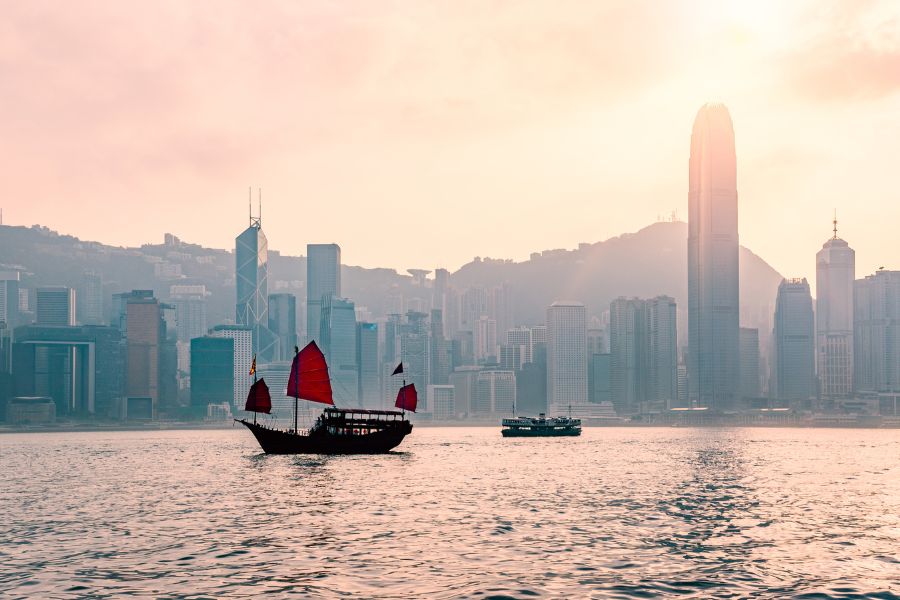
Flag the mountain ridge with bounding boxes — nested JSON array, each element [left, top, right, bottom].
[[0, 221, 782, 332]]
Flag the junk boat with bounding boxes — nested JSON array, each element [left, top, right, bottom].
[[237, 341, 415, 454], [501, 413, 582, 437]]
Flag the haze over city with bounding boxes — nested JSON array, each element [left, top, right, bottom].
[[3, 0, 900, 278], [3, 2, 900, 598]]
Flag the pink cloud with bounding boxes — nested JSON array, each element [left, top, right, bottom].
[[782, 3, 900, 101]]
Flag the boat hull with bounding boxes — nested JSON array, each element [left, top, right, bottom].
[[238, 419, 412, 455], [501, 427, 581, 437]]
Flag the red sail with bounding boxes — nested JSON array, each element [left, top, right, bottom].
[[395, 383, 418, 412], [245, 378, 272, 414], [286, 341, 334, 405]]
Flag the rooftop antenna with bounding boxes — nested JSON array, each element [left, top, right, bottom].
[[258, 188, 262, 227], [833, 209, 838, 239], [248, 186, 261, 229]]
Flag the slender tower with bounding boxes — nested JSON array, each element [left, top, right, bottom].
[[815, 214, 855, 402], [235, 189, 276, 361], [687, 104, 740, 410]]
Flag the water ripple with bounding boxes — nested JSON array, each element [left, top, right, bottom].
[[1, 428, 899, 598]]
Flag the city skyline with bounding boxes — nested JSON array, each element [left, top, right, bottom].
[[4, 5, 900, 598], [3, 1, 899, 280]]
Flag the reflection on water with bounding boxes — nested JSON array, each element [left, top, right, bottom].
[[1, 428, 898, 599]]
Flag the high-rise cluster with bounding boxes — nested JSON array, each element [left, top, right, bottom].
[[4, 105, 900, 426]]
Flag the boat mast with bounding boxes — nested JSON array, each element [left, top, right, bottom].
[[252, 354, 257, 425], [293, 345, 299, 433]]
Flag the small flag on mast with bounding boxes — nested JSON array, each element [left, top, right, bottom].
[[249, 355, 256, 376], [391, 363, 403, 376]]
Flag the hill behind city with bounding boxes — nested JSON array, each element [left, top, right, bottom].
[[0, 220, 782, 330]]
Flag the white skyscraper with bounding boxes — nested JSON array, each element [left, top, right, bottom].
[[854, 270, 900, 394], [816, 220, 855, 399], [531, 325, 547, 345], [211, 325, 253, 411], [473, 316, 497, 363], [506, 327, 534, 365], [547, 301, 587, 409]]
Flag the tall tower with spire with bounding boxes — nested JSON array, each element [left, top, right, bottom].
[[236, 189, 276, 361], [687, 104, 740, 410], [816, 213, 855, 402]]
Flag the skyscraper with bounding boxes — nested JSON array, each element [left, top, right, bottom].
[[739, 327, 761, 399], [0, 271, 20, 330], [79, 272, 104, 325], [268, 293, 298, 361], [429, 309, 451, 385], [319, 296, 358, 405], [609, 297, 647, 415], [587, 329, 605, 356], [433, 268, 449, 317], [816, 220, 855, 400], [169, 285, 209, 343], [457, 286, 483, 333], [306, 244, 341, 345], [588, 352, 611, 405], [473, 315, 498, 363], [190, 336, 234, 418], [517, 343, 547, 415], [506, 327, 534, 365], [547, 301, 587, 409], [773, 278, 816, 404], [357, 321, 380, 409], [428, 384, 456, 420], [0, 272, 19, 387], [400, 311, 429, 410], [854, 270, 900, 394], [126, 294, 164, 418], [235, 211, 276, 361], [688, 103, 740, 410], [647, 295, 678, 410], [474, 369, 516, 415], [210, 325, 253, 411], [36, 286, 76, 326]]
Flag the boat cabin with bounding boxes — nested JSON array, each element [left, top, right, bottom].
[[318, 407, 408, 436]]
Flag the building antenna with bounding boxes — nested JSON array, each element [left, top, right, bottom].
[[833, 209, 838, 239], [248, 186, 261, 229]]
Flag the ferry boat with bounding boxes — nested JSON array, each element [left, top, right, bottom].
[[501, 413, 582, 437], [237, 341, 415, 454]]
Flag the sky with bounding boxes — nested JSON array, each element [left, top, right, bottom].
[[2, 0, 899, 282]]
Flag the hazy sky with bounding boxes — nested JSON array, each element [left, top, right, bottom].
[[2, 0, 899, 281]]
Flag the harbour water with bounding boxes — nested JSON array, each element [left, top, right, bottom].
[[1, 427, 898, 599]]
